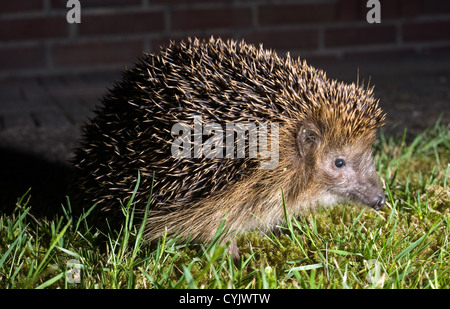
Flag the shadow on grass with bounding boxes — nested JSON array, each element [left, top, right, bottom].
[[0, 146, 72, 219]]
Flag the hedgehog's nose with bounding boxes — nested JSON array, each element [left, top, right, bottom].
[[372, 193, 385, 211]]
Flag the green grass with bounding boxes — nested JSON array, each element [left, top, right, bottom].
[[0, 121, 449, 289]]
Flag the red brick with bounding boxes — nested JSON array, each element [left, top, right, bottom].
[[403, 21, 450, 42], [342, 48, 418, 60], [171, 7, 252, 31], [2, 0, 44, 13], [258, 3, 337, 25], [79, 11, 165, 36], [380, 0, 401, 19], [338, 0, 373, 21], [399, 0, 420, 17], [151, 0, 230, 3], [0, 45, 46, 71], [244, 29, 319, 51], [53, 40, 145, 68], [50, 0, 141, 9], [0, 17, 67, 42], [337, 0, 359, 21], [420, 0, 450, 15], [374, 0, 418, 19], [325, 25, 396, 48]]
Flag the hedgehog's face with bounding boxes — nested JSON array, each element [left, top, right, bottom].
[[317, 146, 385, 210], [297, 126, 385, 210]]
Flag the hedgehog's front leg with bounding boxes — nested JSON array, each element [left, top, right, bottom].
[[228, 239, 240, 265]]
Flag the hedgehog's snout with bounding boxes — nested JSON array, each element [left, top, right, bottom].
[[371, 192, 385, 211]]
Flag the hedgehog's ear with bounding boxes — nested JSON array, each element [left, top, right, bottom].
[[297, 124, 320, 157]]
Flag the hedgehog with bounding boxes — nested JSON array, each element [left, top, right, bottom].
[[72, 37, 386, 260]]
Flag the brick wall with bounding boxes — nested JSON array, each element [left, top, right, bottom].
[[1, 0, 450, 77]]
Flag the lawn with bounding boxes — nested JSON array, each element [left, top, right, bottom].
[[0, 120, 448, 289]]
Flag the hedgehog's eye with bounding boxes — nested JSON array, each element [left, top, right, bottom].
[[334, 159, 345, 168]]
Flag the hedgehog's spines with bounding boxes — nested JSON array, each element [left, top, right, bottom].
[[72, 36, 385, 244]]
